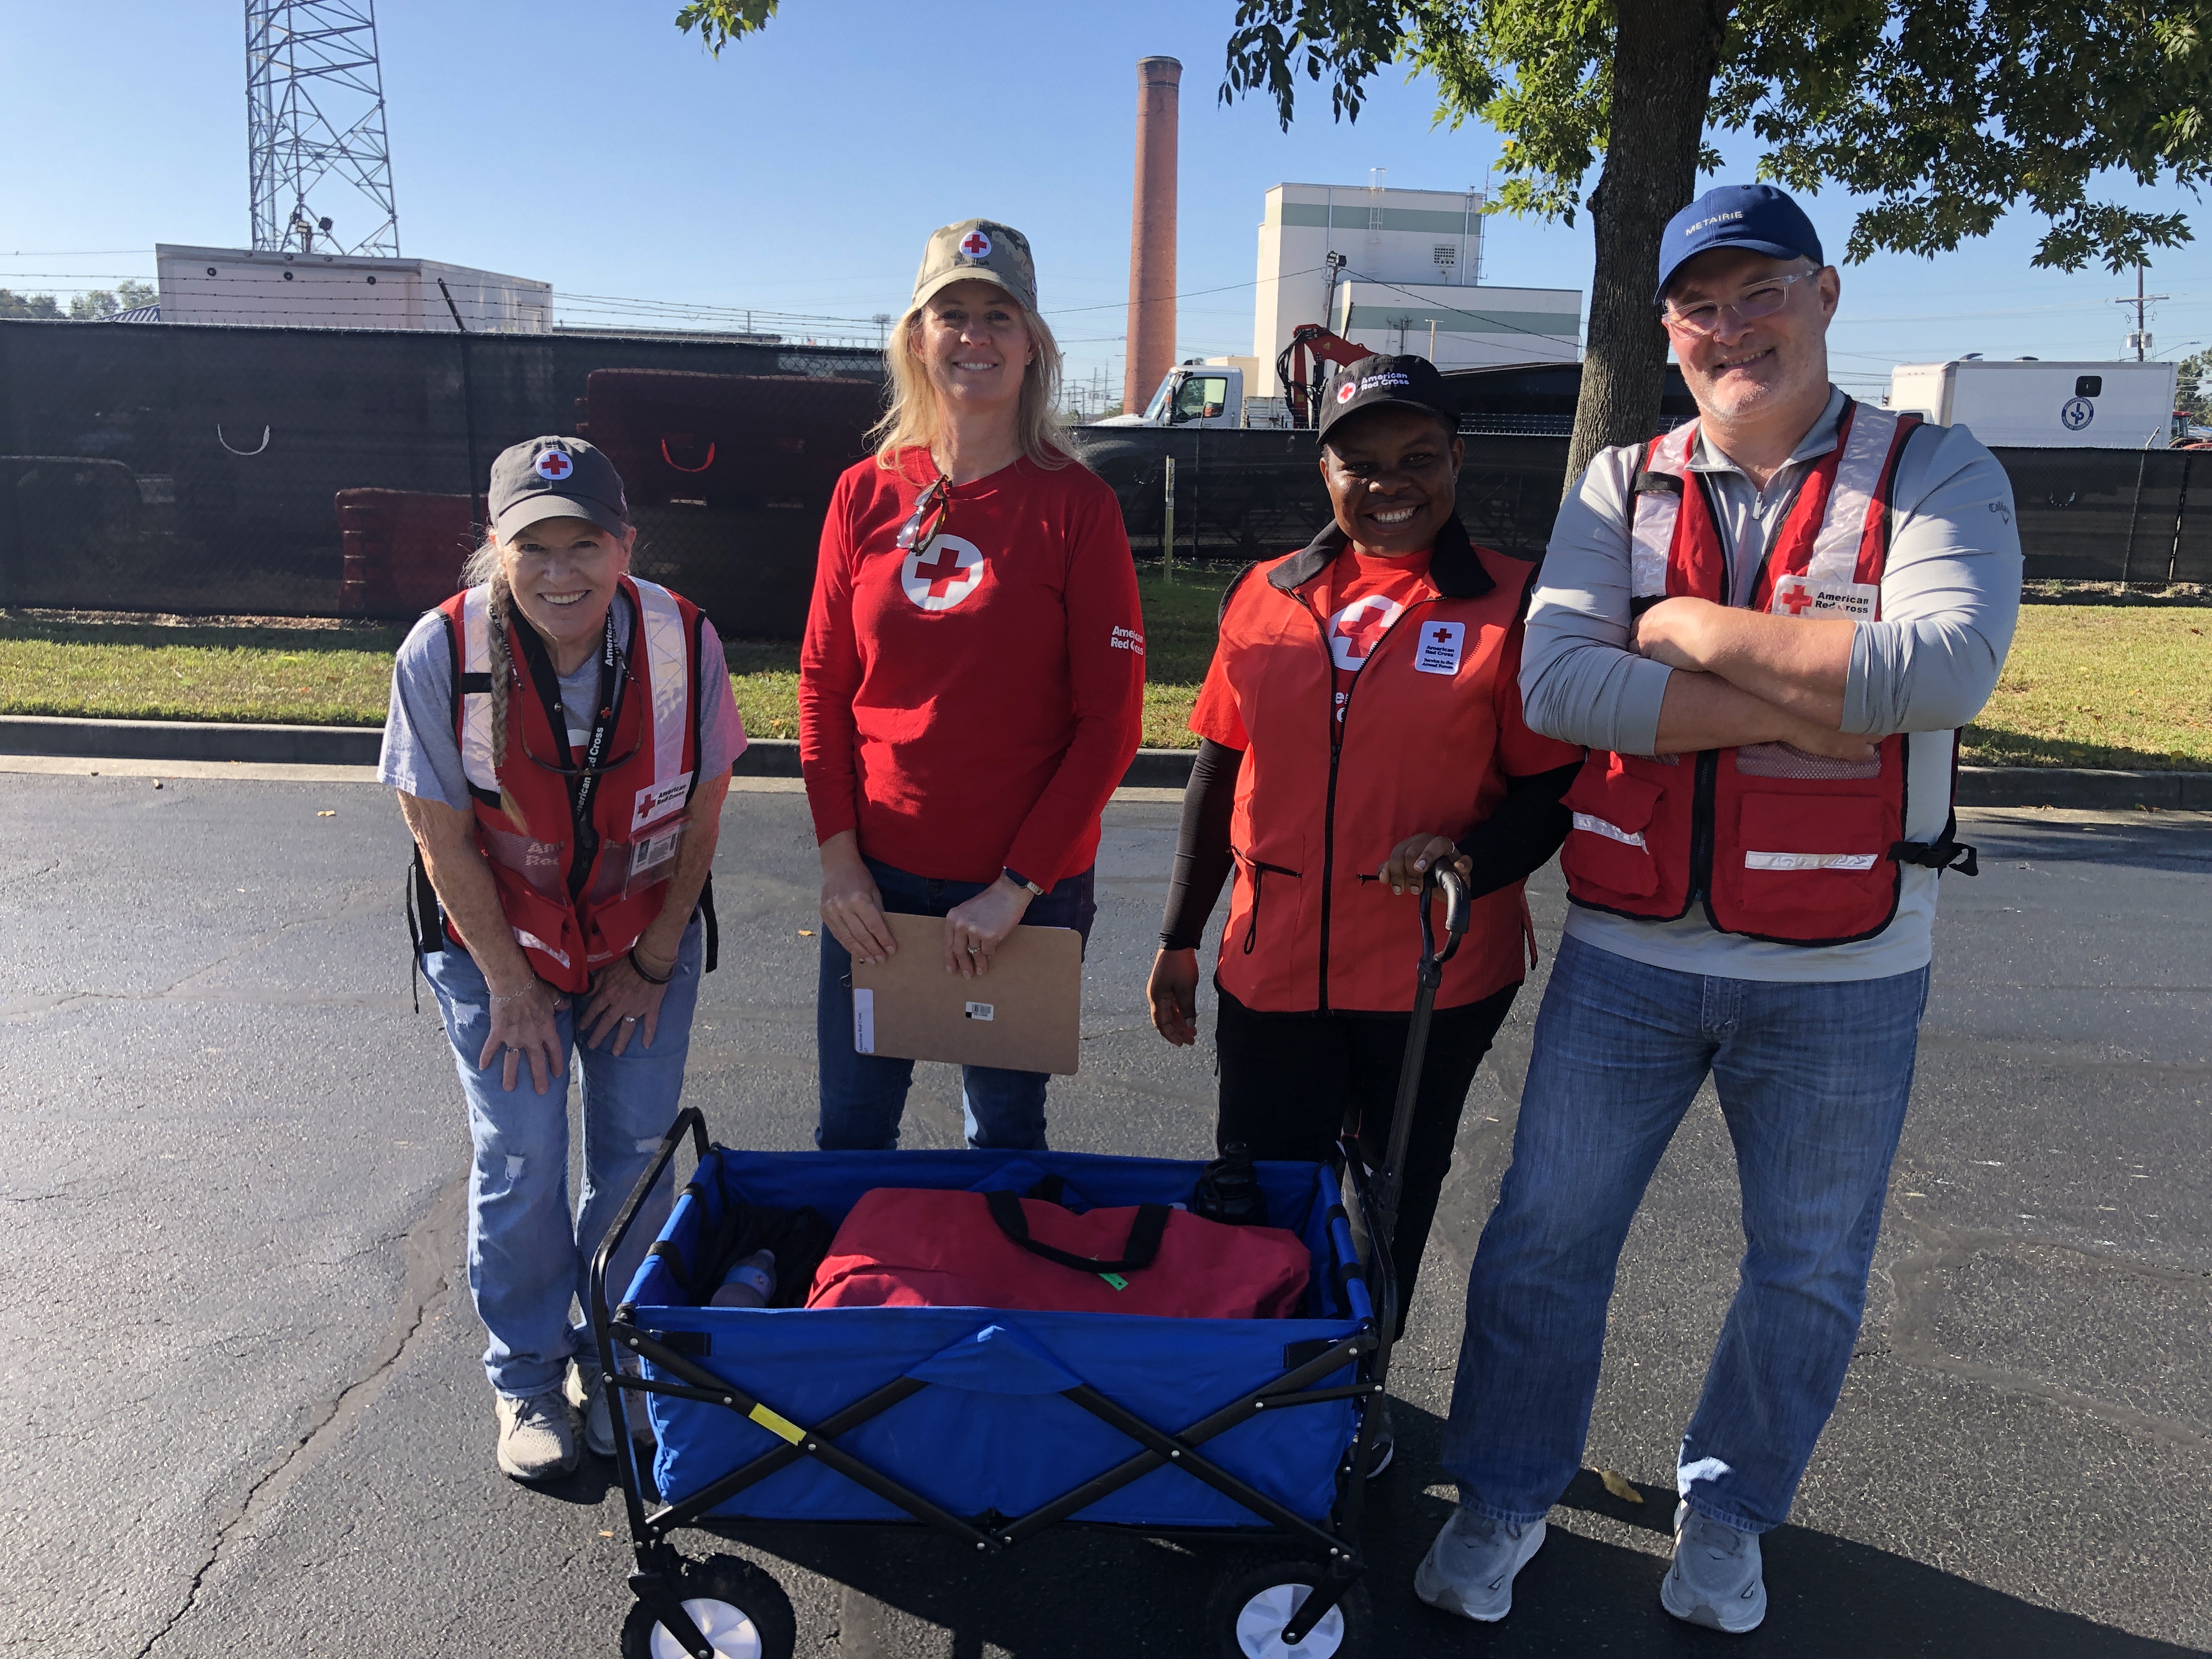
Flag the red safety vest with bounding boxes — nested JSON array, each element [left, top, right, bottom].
[[435, 576, 706, 992], [1214, 516, 1560, 1013], [1560, 399, 1973, 946]]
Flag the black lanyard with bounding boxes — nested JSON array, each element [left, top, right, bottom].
[[514, 600, 627, 900]]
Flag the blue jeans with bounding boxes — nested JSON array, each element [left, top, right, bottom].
[[816, 859, 1097, 1151], [424, 917, 703, 1398], [1442, 933, 1930, 1534]]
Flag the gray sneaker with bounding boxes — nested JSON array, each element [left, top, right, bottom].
[[494, 1389, 580, 1482], [1413, 1505, 1547, 1623], [567, 1355, 616, 1458], [1661, 1501, 1767, 1633]]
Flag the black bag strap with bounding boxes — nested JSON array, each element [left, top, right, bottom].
[[984, 1189, 1170, 1274], [1892, 808, 1979, 876]]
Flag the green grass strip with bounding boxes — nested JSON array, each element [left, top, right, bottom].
[[3, 580, 2205, 769]]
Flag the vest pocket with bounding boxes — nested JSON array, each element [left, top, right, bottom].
[[1720, 792, 1892, 929], [1562, 765, 1664, 901], [1235, 856, 1301, 955]]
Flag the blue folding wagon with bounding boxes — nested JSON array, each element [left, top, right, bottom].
[[589, 867, 1476, 1659]]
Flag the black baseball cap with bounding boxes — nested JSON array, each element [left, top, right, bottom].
[[1317, 354, 1460, 443], [1654, 184, 1825, 302], [488, 436, 629, 541]]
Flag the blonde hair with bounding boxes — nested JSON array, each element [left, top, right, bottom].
[[458, 538, 532, 834], [871, 291, 1074, 471]]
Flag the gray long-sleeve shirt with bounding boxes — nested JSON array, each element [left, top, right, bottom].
[[1522, 386, 2022, 981]]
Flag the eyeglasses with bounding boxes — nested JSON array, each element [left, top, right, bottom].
[[514, 651, 642, 780], [1659, 269, 1821, 336], [894, 476, 952, 552]]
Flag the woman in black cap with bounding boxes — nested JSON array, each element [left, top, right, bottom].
[[378, 435, 744, 1483], [1144, 355, 1582, 1470]]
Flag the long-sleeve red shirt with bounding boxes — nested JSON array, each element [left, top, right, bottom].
[[800, 447, 1146, 889]]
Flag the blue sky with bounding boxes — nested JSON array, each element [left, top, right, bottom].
[[4, 0, 2205, 402]]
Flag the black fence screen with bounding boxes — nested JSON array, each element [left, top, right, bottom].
[[1, 318, 2203, 641]]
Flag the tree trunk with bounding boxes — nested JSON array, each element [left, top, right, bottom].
[[1565, 0, 1729, 489]]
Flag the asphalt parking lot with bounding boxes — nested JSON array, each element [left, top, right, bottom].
[[3, 765, 2207, 1657]]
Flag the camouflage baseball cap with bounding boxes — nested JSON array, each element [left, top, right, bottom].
[[911, 219, 1037, 313]]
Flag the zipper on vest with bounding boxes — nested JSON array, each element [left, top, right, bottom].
[[1689, 748, 1719, 903], [1297, 587, 1434, 1014]]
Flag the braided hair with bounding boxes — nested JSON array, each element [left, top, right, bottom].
[[458, 537, 532, 834]]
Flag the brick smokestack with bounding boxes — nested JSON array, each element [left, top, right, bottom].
[[1122, 55, 1181, 414]]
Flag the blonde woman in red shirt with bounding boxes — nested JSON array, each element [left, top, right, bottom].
[[800, 219, 1145, 1150]]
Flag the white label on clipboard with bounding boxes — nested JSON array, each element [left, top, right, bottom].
[[853, 988, 875, 1053], [964, 1001, 995, 1021]]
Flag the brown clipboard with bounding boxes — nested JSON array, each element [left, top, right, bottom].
[[848, 915, 1084, 1075]]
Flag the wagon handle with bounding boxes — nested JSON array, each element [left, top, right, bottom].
[[589, 1105, 710, 1347], [1377, 863, 1469, 1259]]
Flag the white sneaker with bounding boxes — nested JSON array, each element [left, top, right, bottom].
[[1413, 1505, 1547, 1623], [567, 1355, 616, 1458], [494, 1389, 580, 1482], [569, 1352, 653, 1456], [1661, 1501, 1768, 1633]]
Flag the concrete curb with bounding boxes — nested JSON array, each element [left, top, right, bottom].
[[4, 715, 2208, 809]]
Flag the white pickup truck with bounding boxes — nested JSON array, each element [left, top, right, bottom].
[[1092, 363, 1298, 430]]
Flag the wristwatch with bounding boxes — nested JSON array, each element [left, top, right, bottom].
[[1002, 867, 1046, 898]]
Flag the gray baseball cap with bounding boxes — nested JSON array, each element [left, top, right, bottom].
[[911, 219, 1038, 313], [488, 436, 629, 541]]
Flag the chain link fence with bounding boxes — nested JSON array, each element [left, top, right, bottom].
[[2, 318, 2202, 641]]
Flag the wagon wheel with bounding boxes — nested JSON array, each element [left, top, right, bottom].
[[620, 1553, 797, 1659], [1205, 1559, 1372, 1658]]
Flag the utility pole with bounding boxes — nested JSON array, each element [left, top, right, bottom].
[[2114, 263, 2169, 361]]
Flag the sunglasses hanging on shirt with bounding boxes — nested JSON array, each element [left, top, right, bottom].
[[894, 475, 952, 553]]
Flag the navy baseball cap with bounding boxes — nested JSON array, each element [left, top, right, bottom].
[[488, 436, 629, 541], [1654, 184, 1825, 302], [1317, 353, 1459, 443]]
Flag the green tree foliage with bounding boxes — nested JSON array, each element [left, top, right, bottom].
[[674, 0, 2212, 473], [1221, 0, 2212, 473], [0, 290, 64, 320], [66, 280, 157, 321], [2177, 347, 2212, 421]]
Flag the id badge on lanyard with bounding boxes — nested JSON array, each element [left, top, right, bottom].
[[624, 822, 682, 895]]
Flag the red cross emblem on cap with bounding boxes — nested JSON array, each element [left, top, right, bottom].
[[1336, 381, 1358, 404], [960, 229, 992, 258], [534, 449, 572, 481]]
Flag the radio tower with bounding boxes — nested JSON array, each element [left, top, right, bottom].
[[246, 1, 400, 257]]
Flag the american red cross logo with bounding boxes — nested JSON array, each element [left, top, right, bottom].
[[960, 230, 992, 258], [1432, 625, 1452, 642], [1778, 581, 1816, 616], [534, 449, 572, 481], [912, 541, 968, 597], [1330, 598, 1395, 670], [901, 532, 985, 611]]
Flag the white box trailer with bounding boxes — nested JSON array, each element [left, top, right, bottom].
[[1886, 359, 2176, 449], [155, 244, 552, 332]]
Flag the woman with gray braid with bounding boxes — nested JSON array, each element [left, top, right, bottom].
[[377, 436, 745, 1485]]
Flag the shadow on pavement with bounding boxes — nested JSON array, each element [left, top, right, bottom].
[[649, 1403, 2196, 1658]]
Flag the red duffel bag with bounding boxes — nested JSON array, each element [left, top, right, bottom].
[[805, 1188, 1312, 1319]]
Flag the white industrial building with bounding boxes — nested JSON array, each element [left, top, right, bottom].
[[1236, 182, 1581, 393], [154, 244, 552, 331]]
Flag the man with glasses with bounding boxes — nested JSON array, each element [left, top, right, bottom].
[[1416, 184, 2021, 1630]]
